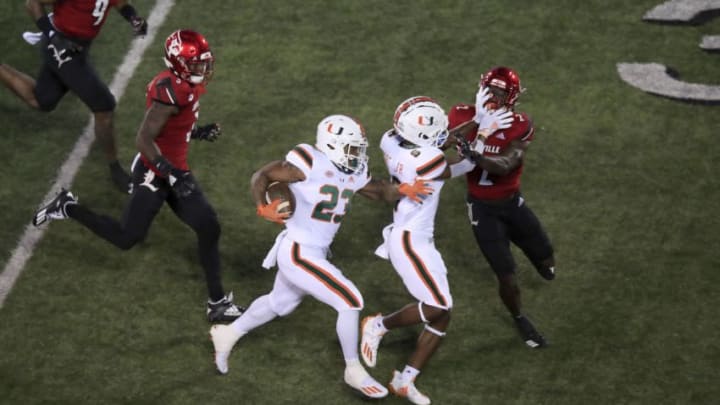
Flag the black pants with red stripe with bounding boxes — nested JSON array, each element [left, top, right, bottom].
[[467, 192, 553, 276], [66, 161, 226, 301]]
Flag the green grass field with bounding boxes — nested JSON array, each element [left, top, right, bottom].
[[2, 0, 719, 404]]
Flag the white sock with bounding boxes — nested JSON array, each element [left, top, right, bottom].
[[345, 358, 361, 368], [231, 294, 277, 335], [337, 310, 360, 361], [401, 365, 420, 382]]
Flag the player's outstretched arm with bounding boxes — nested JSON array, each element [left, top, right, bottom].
[[358, 178, 433, 202], [26, 0, 52, 24], [474, 140, 529, 176], [442, 119, 477, 151], [357, 178, 395, 201], [117, 0, 148, 36]]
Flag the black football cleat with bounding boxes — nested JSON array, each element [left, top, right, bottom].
[[32, 188, 78, 226], [536, 265, 556, 281], [514, 315, 547, 348], [109, 161, 132, 194], [207, 292, 245, 323]]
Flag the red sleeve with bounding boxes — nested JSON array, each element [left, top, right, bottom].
[[514, 112, 534, 142], [148, 72, 193, 107], [448, 103, 476, 130]]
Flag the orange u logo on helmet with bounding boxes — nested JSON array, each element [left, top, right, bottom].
[[417, 115, 435, 126], [326, 123, 344, 135]]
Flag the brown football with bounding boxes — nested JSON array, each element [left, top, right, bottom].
[[265, 181, 295, 216]]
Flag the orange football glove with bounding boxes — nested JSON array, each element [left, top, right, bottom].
[[256, 199, 290, 224], [398, 178, 433, 203]]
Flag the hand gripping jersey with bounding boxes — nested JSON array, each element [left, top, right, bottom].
[[284, 144, 372, 248], [448, 104, 534, 200], [380, 130, 447, 235], [140, 69, 207, 172], [52, 0, 120, 40]]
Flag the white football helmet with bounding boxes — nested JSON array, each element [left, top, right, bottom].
[[393, 96, 449, 148], [316, 115, 368, 174]]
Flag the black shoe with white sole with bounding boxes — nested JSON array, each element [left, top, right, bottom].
[[536, 265, 556, 281], [207, 292, 245, 322], [514, 315, 547, 348], [32, 188, 78, 226]]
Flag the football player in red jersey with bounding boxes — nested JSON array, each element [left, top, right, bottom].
[[31, 30, 245, 323], [0, 0, 148, 193], [447, 66, 556, 348]]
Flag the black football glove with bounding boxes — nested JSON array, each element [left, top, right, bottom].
[[455, 134, 483, 163], [48, 32, 83, 54], [151, 156, 196, 198], [455, 134, 472, 158], [152, 156, 173, 177], [130, 16, 148, 36], [168, 169, 197, 198], [191, 123, 221, 142]]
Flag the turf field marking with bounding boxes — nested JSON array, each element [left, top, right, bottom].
[[0, 0, 176, 309]]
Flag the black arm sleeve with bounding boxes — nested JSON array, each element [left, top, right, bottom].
[[118, 4, 138, 21]]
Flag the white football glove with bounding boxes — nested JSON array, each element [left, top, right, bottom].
[[473, 86, 492, 124], [478, 108, 514, 133]]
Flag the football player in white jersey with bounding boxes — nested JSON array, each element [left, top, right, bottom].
[[209, 114, 432, 400], [360, 96, 514, 405], [358, 97, 453, 405]]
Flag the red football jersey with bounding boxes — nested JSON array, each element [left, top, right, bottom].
[[448, 103, 534, 200], [141, 70, 207, 172], [52, 0, 120, 40]]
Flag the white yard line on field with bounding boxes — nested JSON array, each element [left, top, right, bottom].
[[0, 0, 176, 309]]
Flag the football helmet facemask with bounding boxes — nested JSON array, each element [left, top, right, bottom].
[[316, 115, 368, 175], [164, 29, 214, 85], [393, 96, 449, 148], [480, 66, 524, 109]]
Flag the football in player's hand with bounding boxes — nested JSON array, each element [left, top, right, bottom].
[[265, 181, 295, 216]]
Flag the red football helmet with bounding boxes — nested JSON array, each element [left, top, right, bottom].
[[164, 29, 214, 85], [480, 66, 523, 109]]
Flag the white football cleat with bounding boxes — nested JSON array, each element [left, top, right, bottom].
[[389, 370, 431, 405], [344, 361, 388, 399], [209, 324, 242, 374], [360, 313, 386, 367]]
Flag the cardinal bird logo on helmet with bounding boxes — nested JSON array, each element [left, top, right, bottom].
[[167, 35, 182, 57]]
